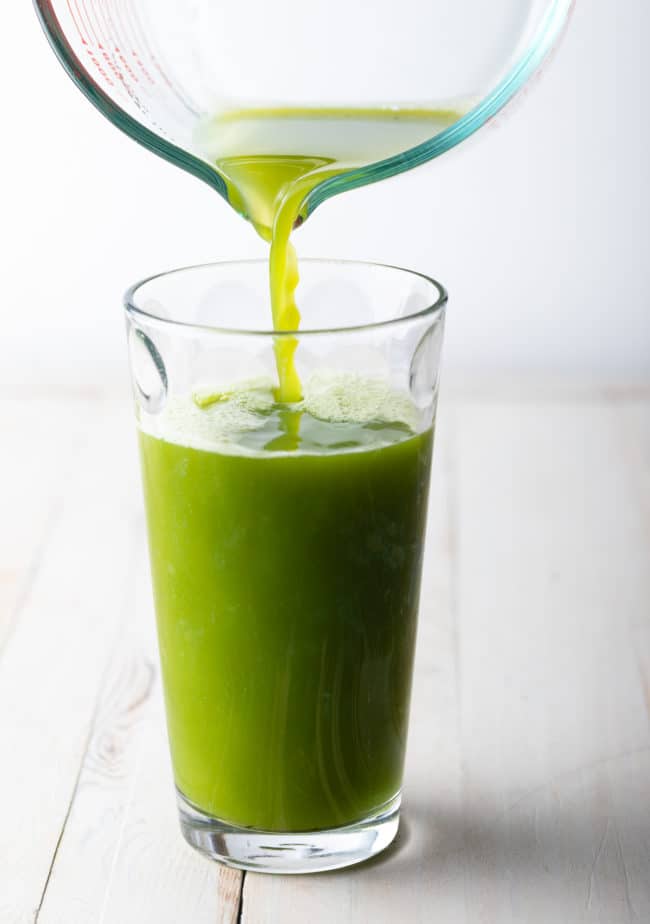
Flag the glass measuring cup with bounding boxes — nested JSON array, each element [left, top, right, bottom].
[[34, 0, 573, 226]]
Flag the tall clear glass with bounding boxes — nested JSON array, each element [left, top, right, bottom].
[[125, 260, 447, 873]]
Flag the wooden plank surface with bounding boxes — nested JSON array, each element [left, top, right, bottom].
[[1, 388, 648, 923], [448, 397, 650, 922], [0, 395, 95, 650], [0, 398, 143, 924]]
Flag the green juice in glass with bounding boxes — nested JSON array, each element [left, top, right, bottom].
[[139, 382, 433, 832]]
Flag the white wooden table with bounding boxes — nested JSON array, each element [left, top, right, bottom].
[[1, 386, 649, 923]]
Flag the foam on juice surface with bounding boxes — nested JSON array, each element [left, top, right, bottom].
[[139, 374, 421, 457]]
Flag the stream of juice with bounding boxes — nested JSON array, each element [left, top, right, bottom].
[[197, 107, 460, 400]]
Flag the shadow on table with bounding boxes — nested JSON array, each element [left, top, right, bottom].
[[322, 746, 650, 894]]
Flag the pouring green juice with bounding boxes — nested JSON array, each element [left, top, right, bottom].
[[138, 107, 451, 834], [198, 106, 459, 400]]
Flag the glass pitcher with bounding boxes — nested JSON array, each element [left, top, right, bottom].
[[34, 0, 573, 227]]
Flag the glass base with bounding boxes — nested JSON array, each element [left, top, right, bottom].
[[177, 790, 401, 874]]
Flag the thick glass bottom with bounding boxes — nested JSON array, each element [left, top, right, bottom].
[[177, 790, 401, 874]]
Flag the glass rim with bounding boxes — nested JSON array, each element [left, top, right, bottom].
[[123, 258, 448, 338]]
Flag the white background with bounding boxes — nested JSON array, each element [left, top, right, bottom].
[[2, 0, 648, 388]]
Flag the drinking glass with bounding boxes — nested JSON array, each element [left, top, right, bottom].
[[125, 259, 446, 872]]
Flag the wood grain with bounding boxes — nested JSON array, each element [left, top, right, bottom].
[[0, 396, 95, 650], [449, 397, 650, 922], [0, 399, 140, 924]]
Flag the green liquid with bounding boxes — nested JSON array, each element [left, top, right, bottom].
[[197, 106, 460, 400], [139, 394, 433, 831]]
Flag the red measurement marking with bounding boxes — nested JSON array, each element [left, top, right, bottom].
[[68, 0, 114, 87], [85, 47, 114, 87], [102, 48, 124, 85], [116, 0, 156, 85], [124, 4, 200, 117], [76, 0, 141, 96], [107, 0, 141, 86], [90, 0, 131, 91], [65, 0, 90, 46], [103, 0, 140, 86], [70, 0, 97, 49], [131, 49, 156, 85], [117, 52, 140, 84], [88, 0, 112, 52], [77, 0, 101, 46]]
